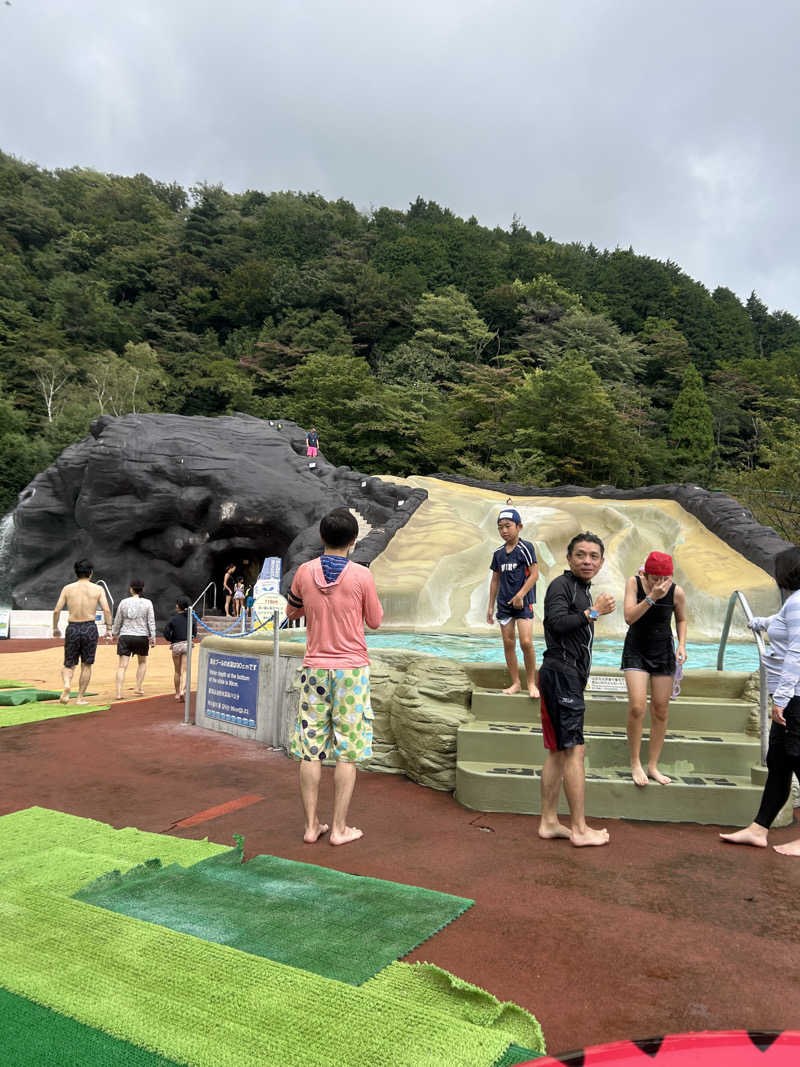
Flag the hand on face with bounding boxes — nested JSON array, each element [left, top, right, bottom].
[[648, 575, 672, 600]]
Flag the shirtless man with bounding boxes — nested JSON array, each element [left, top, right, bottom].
[[52, 559, 112, 705]]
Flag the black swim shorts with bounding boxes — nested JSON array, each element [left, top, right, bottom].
[[64, 620, 99, 669], [117, 635, 150, 658], [539, 662, 585, 751]]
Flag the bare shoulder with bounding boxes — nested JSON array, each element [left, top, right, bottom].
[[674, 584, 687, 601]]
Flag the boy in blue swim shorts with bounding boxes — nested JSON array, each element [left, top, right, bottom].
[[487, 507, 540, 698]]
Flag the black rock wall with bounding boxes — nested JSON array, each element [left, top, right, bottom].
[[8, 414, 426, 617]]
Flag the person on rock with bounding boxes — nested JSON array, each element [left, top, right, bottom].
[[538, 532, 616, 847], [285, 508, 383, 846], [721, 546, 800, 854], [621, 551, 688, 786], [306, 427, 320, 457], [112, 579, 156, 700], [487, 507, 540, 698]]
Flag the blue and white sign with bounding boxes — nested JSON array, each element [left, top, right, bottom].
[[254, 555, 282, 598], [206, 652, 260, 728]]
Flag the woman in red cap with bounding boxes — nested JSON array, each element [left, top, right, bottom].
[[621, 551, 687, 786]]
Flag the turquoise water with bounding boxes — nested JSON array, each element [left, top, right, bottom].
[[362, 632, 760, 672]]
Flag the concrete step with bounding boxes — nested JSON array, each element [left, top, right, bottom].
[[455, 760, 791, 827], [457, 719, 759, 777], [470, 689, 754, 732]]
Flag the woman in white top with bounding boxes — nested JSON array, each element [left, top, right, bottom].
[[720, 546, 800, 854], [111, 579, 156, 700]]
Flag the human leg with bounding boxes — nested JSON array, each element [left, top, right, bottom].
[[561, 744, 610, 845], [291, 669, 334, 842], [539, 749, 570, 839], [116, 656, 131, 700], [172, 652, 182, 698], [328, 666, 373, 844], [647, 674, 673, 783], [500, 619, 521, 694], [60, 667, 74, 704], [76, 664, 92, 703], [299, 760, 329, 842], [516, 617, 539, 699], [134, 654, 148, 695], [721, 722, 790, 846], [330, 760, 362, 845], [625, 670, 649, 786]]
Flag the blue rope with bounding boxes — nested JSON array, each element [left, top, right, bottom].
[[191, 610, 278, 638]]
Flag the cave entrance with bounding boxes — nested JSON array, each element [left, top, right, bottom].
[[209, 530, 291, 614]]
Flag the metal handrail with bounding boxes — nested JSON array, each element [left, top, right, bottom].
[[717, 590, 769, 765], [183, 581, 217, 725], [95, 579, 115, 630]]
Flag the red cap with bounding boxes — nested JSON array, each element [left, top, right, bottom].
[[644, 551, 673, 576]]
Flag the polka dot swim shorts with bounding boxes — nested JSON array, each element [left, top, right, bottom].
[[291, 666, 374, 763]]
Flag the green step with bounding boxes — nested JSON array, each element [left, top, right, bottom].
[[455, 760, 792, 827], [470, 690, 754, 732], [458, 720, 759, 777]]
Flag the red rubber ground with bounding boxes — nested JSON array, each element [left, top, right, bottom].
[[2, 672, 799, 1055]]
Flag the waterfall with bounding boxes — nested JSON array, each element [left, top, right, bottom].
[[0, 512, 16, 606]]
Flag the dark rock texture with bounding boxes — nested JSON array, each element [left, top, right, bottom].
[[437, 474, 793, 577], [8, 414, 426, 616]]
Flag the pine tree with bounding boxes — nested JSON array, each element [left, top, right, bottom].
[[669, 364, 715, 480]]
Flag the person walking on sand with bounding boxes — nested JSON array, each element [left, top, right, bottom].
[[538, 533, 616, 847], [487, 507, 540, 698], [622, 551, 688, 786], [112, 580, 156, 700], [163, 596, 198, 701], [721, 546, 800, 855], [285, 507, 383, 846], [52, 559, 112, 705]]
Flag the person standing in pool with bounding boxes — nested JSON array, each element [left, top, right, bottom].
[[52, 559, 112, 705], [721, 545, 800, 854], [622, 551, 688, 786], [538, 532, 615, 847], [487, 507, 540, 698]]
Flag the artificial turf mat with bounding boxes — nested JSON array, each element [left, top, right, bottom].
[[0, 808, 546, 1066], [0, 678, 28, 687], [0, 986, 181, 1066], [74, 843, 474, 985], [0, 688, 64, 705], [0, 702, 110, 727], [493, 1044, 546, 1065]]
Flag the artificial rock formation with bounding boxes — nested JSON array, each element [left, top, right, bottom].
[[8, 414, 425, 616]]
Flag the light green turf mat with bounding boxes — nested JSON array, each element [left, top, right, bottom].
[[0, 702, 110, 727], [74, 842, 473, 985], [0, 986, 181, 1066], [0, 679, 28, 687], [0, 808, 546, 1066]]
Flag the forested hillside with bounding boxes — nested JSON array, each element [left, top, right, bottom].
[[1, 151, 798, 539]]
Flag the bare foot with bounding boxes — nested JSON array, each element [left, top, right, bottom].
[[571, 826, 610, 847], [174, 694, 183, 701], [303, 822, 330, 843], [115, 693, 125, 701], [773, 839, 800, 856], [330, 826, 363, 846], [719, 825, 768, 847], [528, 684, 540, 699], [502, 682, 521, 695], [58, 689, 71, 705], [134, 690, 145, 696], [76, 698, 89, 706], [631, 763, 648, 787], [648, 766, 672, 785], [538, 821, 571, 840]]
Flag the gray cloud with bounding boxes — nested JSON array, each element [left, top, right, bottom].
[[1, 0, 798, 314]]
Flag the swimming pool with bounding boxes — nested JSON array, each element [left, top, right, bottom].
[[360, 632, 760, 672]]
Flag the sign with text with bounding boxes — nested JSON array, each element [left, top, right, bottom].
[[0, 609, 9, 639], [253, 592, 286, 630], [586, 674, 627, 693], [205, 652, 259, 728], [254, 556, 283, 598]]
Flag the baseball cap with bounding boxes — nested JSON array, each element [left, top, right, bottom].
[[498, 508, 522, 525]]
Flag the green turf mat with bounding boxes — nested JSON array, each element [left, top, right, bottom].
[[0, 702, 110, 727], [0, 887, 530, 1067], [0, 688, 63, 705], [365, 963, 545, 1053], [0, 986, 181, 1066], [0, 678, 28, 687], [0, 807, 229, 895], [493, 1043, 546, 1065], [74, 843, 474, 985]]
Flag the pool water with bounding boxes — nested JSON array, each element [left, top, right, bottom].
[[362, 633, 760, 672]]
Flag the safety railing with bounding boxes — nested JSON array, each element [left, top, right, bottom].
[[717, 590, 769, 765], [183, 582, 217, 725], [95, 580, 115, 633]]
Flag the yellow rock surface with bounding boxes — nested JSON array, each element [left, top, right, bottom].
[[371, 477, 779, 638]]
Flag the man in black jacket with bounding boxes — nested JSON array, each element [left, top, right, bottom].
[[538, 532, 615, 847]]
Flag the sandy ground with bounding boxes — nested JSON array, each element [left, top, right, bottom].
[[1, 639, 198, 704]]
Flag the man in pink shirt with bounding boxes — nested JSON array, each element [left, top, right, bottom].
[[286, 508, 383, 846]]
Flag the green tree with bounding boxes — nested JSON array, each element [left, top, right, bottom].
[[669, 364, 714, 478], [410, 286, 494, 372]]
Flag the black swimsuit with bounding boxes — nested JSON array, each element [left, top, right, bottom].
[[620, 575, 676, 676]]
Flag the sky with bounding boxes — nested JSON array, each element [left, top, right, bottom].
[[1, 0, 799, 315]]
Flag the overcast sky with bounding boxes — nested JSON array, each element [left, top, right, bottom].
[[2, 1, 798, 315]]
